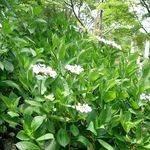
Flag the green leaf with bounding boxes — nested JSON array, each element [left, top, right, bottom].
[[52, 34, 59, 48], [0, 61, 4, 70], [77, 135, 92, 147], [8, 111, 19, 117], [17, 130, 30, 140], [0, 94, 11, 108], [103, 91, 116, 103], [89, 68, 100, 81], [2, 21, 13, 34], [37, 133, 54, 141], [3, 60, 14, 72], [56, 128, 70, 147], [121, 111, 132, 133], [98, 139, 115, 150], [0, 49, 8, 54], [97, 106, 112, 128], [31, 116, 46, 132], [70, 124, 79, 136], [58, 40, 66, 59], [105, 79, 118, 92], [35, 18, 47, 23], [130, 99, 140, 109], [25, 100, 42, 107], [21, 48, 36, 56], [87, 121, 97, 136], [28, 27, 36, 34], [46, 120, 55, 134], [16, 141, 40, 150], [143, 144, 150, 149], [13, 37, 28, 47], [45, 139, 60, 150], [128, 52, 138, 62], [2, 114, 19, 127], [0, 80, 22, 92], [119, 91, 128, 99]]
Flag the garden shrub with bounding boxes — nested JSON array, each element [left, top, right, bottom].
[[0, 1, 150, 150]]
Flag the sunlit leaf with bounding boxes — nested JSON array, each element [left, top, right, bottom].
[[16, 141, 40, 150], [31, 116, 46, 131]]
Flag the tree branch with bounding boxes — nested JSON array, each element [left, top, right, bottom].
[[128, 0, 150, 37], [69, 0, 85, 28], [140, 0, 150, 14], [64, 1, 71, 7]]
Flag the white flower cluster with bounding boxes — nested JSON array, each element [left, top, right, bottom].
[[44, 94, 55, 101], [140, 93, 150, 101], [32, 64, 57, 78], [65, 64, 84, 75], [75, 103, 92, 113], [96, 36, 122, 50]]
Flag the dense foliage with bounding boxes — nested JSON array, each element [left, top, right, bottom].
[[0, 0, 150, 150]]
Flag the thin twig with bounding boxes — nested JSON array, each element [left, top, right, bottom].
[[69, 0, 85, 28], [64, 1, 71, 7], [140, 0, 150, 14], [129, 0, 150, 37]]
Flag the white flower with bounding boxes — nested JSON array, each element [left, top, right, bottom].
[[96, 36, 122, 50], [32, 65, 40, 74], [47, 70, 57, 78], [91, 9, 99, 19], [75, 103, 92, 113], [44, 94, 55, 101], [39, 64, 46, 73], [65, 64, 84, 75], [0, 23, 2, 28], [140, 93, 150, 101], [32, 64, 57, 78]]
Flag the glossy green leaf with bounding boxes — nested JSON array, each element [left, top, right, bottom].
[[130, 99, 140, 109], [97, 106, 112, 128], [17, 130, 30, 140], [3, 60, 14, 72], [98, 139, 115, 150], [105, 79, 118, 92], [103, 91, 116, 103], [37, 133, 54, 141], [56, 128, 70, 147], [77, 135, 92, 148], [46, 120, 55, 134], [21, 48, 36, 56], [45, 139, 60, 150], [119, 91, 128, 99], [25, 100, 42, 107], [89, 68, 99, 81], [70, 124, 79, 136], [16, 141, 40, 150], [2, 114, 19, 127], [31, 116, 46, 131], [35, 18, 47, 23], [87, 121, 97, 135], [58, 40, 66, 60], [0, 94, 11, 108], [8, 111, 19, 117]]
